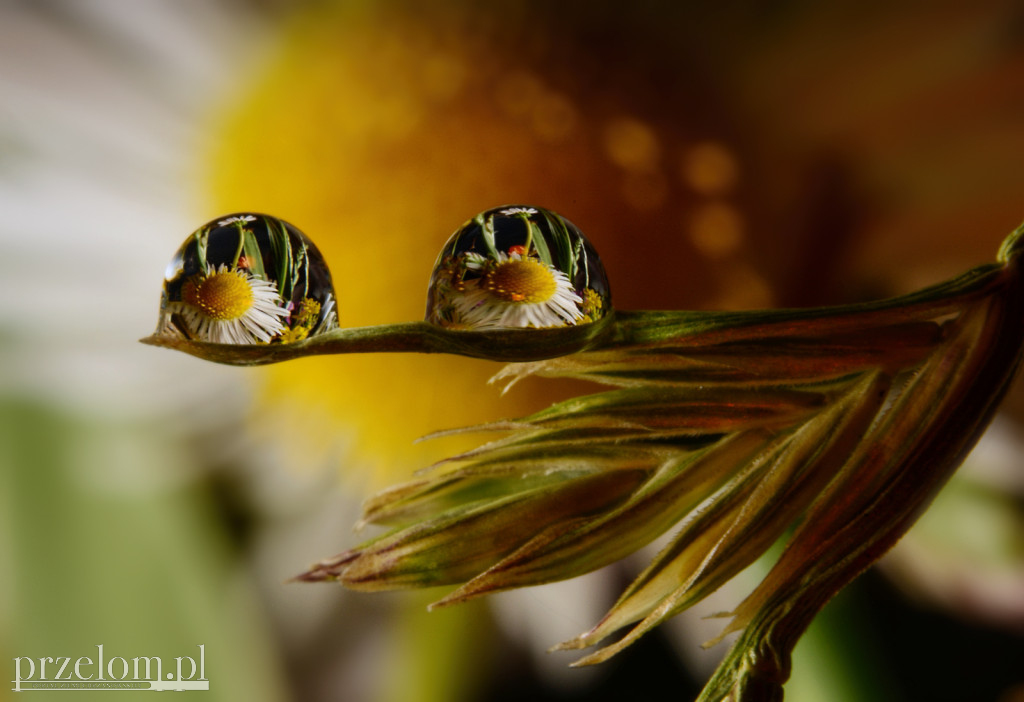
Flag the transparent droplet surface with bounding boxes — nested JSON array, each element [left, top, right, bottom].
[[156, 213, 337, 345], [426, 205, 611, 329]]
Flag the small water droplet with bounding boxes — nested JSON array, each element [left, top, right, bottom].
[[426, 206, 611, 329], [155, 213, 337, 345]]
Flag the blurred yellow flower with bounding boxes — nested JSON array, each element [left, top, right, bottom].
[[205, 2, 757, 484]]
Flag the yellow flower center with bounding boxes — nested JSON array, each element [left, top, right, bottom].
[[483, 258, 558, 303], [182, 270, 254, 320]]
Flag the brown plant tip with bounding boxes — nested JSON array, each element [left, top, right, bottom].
[[253, 222, 1024, 701], [291, 550, 360, 583]]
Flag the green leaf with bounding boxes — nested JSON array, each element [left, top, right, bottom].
[[149, 222, 1024, 702], [478, 212, 499, 258], [239, 227, 266, 281]]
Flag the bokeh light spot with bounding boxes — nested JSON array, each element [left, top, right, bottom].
[[603, 117, 660, 172], [689, 202, 745, 259], [683, 141, 739, 195]]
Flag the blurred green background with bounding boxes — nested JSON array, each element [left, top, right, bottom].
[[1, 2, 1022, 701]]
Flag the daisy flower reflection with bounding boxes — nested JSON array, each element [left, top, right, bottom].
[[166, 263, 289, 344], [455, 251, 584, 329]]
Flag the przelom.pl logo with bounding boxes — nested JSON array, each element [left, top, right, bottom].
[[12, 645, 207, 692]]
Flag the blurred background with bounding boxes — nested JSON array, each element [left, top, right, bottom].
[[1, 1, 1023, 700]]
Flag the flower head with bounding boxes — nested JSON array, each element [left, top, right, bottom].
[[425, 205, 611, 331], [217, 214, 257, 226], [453, 252, 583, 329], [170, 264, 288, 344]]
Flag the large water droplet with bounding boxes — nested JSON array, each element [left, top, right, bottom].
[[156, 213, 337, 344], [426, 206, 611, 329]]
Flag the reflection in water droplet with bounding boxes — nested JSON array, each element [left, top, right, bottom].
[[156, 213, 337, 345], [426, 206, 611, 329]]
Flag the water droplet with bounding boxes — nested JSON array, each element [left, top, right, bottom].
[[155, 213, 337, 345], [426, 206, 611, 329]]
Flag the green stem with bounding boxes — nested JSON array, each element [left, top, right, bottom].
[[140, 314, 617, 365], [142, 260, 1005, 367], [232, 224, 245, 267]]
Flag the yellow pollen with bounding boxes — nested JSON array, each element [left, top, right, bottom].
[[182, 270, 254, 320], [483, 258, 558, 303]]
